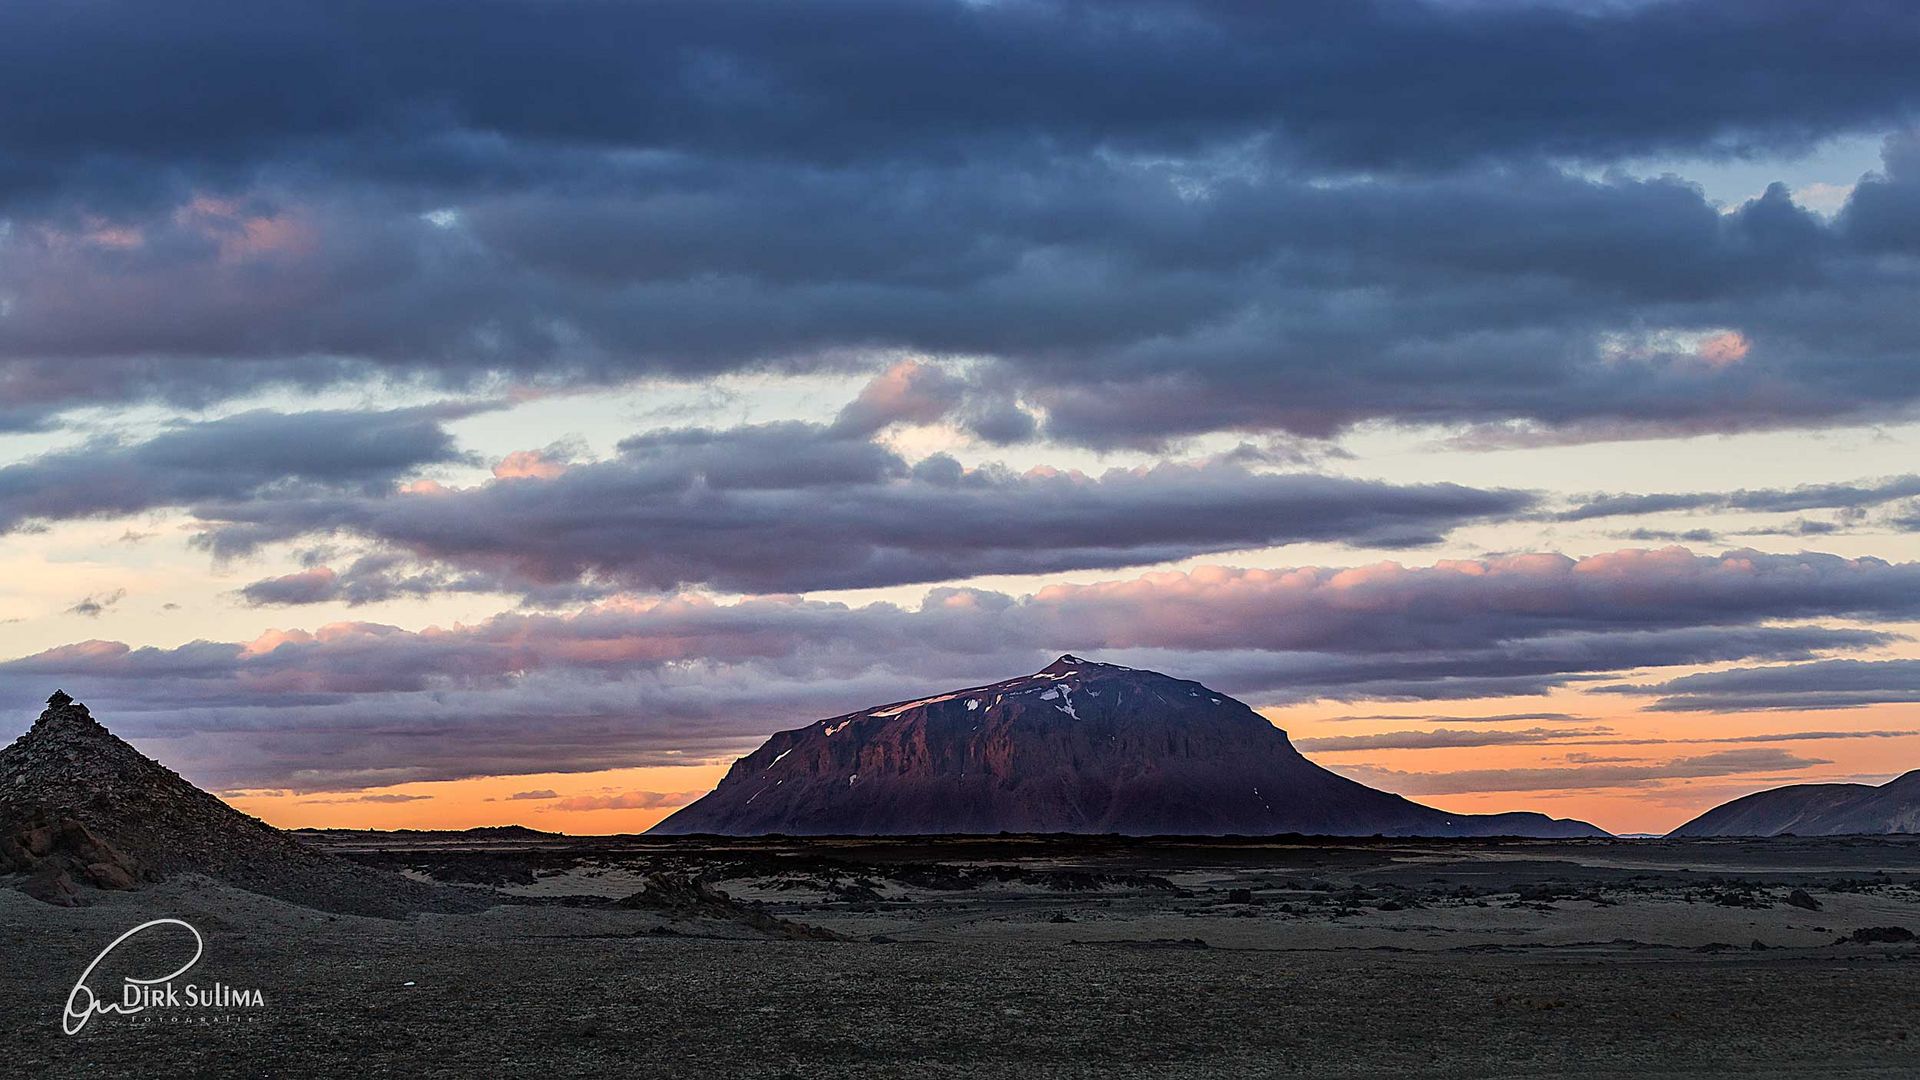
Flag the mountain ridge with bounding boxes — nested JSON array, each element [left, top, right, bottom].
[[652, 656, 1607, 838], [1669, 769, 1920, 837]]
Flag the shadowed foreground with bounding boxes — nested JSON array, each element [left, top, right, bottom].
[[4, 835, 1918, 1078]]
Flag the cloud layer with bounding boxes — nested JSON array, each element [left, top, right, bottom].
[[5, 547, 1912, 791], [208, 420, 1532, 595], [3, 3, 1920, 445]]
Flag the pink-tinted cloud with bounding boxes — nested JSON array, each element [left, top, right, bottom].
[[1696, 330, 1750, 367], [492, 449, 570, 481]]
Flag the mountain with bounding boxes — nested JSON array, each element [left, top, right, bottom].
[[0, 692, 478, 914], [651, 657, 1607, 837], [1669, 770, 1920, 837]]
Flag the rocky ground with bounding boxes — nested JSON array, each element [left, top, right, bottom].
[[4, 834, 1919, 1078]]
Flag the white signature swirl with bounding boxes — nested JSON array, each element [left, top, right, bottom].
[[62, 918, 204, 1035]]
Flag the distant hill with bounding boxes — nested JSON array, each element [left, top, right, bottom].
[[1670, 770, 1920, 837], [295, 824, 563, 841], [652, 656, 1608, 838], [0, 692, 482, 914]]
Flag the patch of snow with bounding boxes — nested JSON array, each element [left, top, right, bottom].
[[1210, 698, 1222, 705], [824, 718, 854, 737], [869, 691, 963, 717], [767, 748, 794, 769], [1039, 688, 1060, 701], [848, 774, 859, 787], [965, 698, 980, 711], [1053, 685, 1080, 719]]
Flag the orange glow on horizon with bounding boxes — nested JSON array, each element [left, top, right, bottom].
[[212, 689, 1920, 838], [229, 762, 731, 836]]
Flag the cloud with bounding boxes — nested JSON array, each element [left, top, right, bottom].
[[211, 421, 1533, 595], [829, 361, 968, 437], [551, 790, 705, 812], [1300, 726, 1920, 752], [1561, 474, 1920, 523], [298, 792, 433, 805], [506, 789, 558, 801], [1294, 727, 1614, 752], [1, 6, 1919, 445], [65, 589, 127, 618], [4, 547, 1917, 791], [0, 406, 472, 534], [238, 554, 504, 607], [3, 1, 1912, 193], [1606, 658, 1920, 712], [491, 449, 571, 481], [1320, 711, 1588, 725], [1334, 748, 1831, 796]]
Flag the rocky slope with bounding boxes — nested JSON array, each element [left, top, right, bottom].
[[652, 657, 1607, 837], [1670, 769, 1920, 837], [0, 692, 480, 914]]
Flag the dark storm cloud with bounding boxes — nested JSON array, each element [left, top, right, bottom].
[[0, 407, 470, 533], [2, 160, 1911, 447], [2, 4, 1920, 442], [1608, 658, 1920, 712], [6, 547, 1917, 790], [2, 0, 1914, 195], [211, 421, 1533, 595]]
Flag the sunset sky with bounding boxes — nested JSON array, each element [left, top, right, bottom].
[[3, 1, 1920, 835]]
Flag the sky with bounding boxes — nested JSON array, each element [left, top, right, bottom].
[[3, 0, 1920, 835]]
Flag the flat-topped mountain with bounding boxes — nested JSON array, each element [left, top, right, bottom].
[[0, 692, 478, 914], [1670, 769, 1920, 837], [652, 657, 1607, 838]]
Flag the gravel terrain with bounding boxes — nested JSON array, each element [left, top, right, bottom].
[[4, 835, 1918, 1078]]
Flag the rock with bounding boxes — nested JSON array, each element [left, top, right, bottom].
[[1785, 888, 1822, 911], [1839, 926, 1917, 945], [20, 868, 82, 906], [616, 874, 845, 940], [84, 860, 137, 889], [1226, 888, 1255, 904]]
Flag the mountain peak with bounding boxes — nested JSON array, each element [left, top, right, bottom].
[[1037, 653, 1127, 677], [31, 692, 106, 736]]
